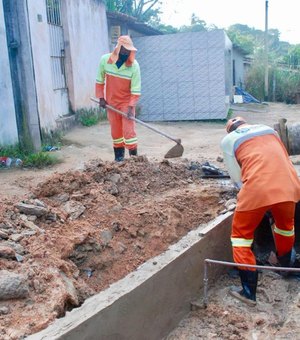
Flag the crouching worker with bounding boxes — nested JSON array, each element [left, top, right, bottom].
[[95, 35, 141, 162], [221, 117, 300, 306]]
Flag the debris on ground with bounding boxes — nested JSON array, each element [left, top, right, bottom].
[[167, 271, 300, 339], [0, 156, 234, 339]]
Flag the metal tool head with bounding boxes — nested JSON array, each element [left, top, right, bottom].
[[164, 143, 184, 159]]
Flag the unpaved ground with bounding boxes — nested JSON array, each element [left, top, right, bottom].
[[0, 102, 300, 339], [167, 271, 300, 340]]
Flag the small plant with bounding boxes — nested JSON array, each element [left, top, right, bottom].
[[0, 144, 60, 169], [23, 152, 59, 168], [77, 108, 107, 127], [227, 108, 233, 120], [41, 128, 63, 147]]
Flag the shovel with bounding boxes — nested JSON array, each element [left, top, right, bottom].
[[90, 97, 184, 158]]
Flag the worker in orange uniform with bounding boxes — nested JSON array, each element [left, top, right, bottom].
[[221, 117, 300, 306], [95, 35, 141, 161]]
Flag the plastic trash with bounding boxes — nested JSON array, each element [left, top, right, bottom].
[[0, 157, 23, 167], [43, 146, 60, 152]]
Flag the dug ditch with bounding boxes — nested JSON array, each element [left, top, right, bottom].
[[0, 157, 235, 339]]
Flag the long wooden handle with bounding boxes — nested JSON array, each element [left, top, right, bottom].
[[90, 97, 181, 145]]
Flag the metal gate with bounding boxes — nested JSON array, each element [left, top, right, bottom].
[[46, 0, 69, 116]]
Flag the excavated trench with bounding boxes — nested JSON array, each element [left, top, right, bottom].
[[0, 157, 236, 339], [2, 157, 299, 339]]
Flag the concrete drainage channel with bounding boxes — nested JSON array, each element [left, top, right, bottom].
[[27, 212, 233, 340]]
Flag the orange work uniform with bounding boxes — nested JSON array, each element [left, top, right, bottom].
[[95, 53, 141, 150], [221, 124, 300, 268]]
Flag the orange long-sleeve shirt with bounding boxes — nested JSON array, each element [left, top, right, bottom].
[[95, 53, 141, 108], [221, 124, 300, 211]]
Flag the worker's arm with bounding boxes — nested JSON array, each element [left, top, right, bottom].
[[221, 135, 242, 189], [95, 55, 106, 100], [128, 61, 141, 107]]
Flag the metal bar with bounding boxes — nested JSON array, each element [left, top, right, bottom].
[[203, 258, 300, 307], [90, 97, 182, 145]]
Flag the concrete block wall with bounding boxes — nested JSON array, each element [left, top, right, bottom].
[[133, 30, 232, 121]]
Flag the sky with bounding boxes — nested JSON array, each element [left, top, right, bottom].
[[159, 0, 300, 44]]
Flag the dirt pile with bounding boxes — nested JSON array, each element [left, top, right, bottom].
[[0, 156, 234, 339]]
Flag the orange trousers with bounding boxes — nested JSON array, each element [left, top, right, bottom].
[[231, 201, 295, 270], [107, 107, 137, 150]]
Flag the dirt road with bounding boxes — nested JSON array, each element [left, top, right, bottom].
[[2, 102, 300, 199]]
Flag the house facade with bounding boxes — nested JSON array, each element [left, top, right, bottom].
[[1, 0, 109, 148], [1, 1, 248, 146]]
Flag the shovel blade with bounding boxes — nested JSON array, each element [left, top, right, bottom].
[[164, 143, 184, 159]]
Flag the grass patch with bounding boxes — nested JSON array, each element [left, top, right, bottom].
[[0, 144, 60, 169], [227, 108, 233, 120], [23, 152, 59, 168], [77, 108, 107, 127]]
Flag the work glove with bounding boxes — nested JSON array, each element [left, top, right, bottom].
[[99, 98, 107, 108], [126, 106, 134, 119]]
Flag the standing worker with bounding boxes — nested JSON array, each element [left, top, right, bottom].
[[95, 35, 141, 161], [221, 117, 300, 306]]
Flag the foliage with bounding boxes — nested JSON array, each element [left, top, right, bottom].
[[244, 62, 265, 101], [228, 23, 300, 103], [179, 14, 209, 33], [41, 128, 63, 147], [105, 0, 162, 23], [77, 108, 107, 127], [272, 68, 300, 103], [22, 152, 59, 168], [0, 144, 59, 168]]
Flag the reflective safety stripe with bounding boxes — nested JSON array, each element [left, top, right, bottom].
[[124, 137, 137, 145], [274, 226, 294, 237], [231, 237, 253, 247], [113, 137, 124, 144]]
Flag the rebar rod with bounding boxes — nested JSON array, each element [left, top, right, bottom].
[[203, 258, 300, 307]]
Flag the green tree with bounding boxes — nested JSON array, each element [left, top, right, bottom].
[[179, 13, 210, 32], [106, 0, 162, 23]]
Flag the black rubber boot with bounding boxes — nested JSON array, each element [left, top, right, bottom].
[[114, 147, 125, 162], [129, 148, 137, 156], [229, 270, 258, 306], [277, 248, 296, 277]]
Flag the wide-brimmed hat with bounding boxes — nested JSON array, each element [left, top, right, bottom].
[[109, 35, 137, 64], [117, 35, 137, 51]]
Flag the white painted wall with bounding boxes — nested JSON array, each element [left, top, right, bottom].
[[27, 0, 109, 132], [27, 0, 67, 131], [63, 0, 109, 111], [0, 0, 19, 145]]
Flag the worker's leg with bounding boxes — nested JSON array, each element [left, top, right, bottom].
[[120, 106, 138, 154], [231, 208, 267, 268], [107, 109, 125, 161], [230, 207, 267, 305], [271, 201, 296, 269]]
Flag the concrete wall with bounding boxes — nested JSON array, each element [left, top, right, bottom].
[[26, 0, 109, 131], [62, 0, 109, 112], [134, 30, 232, 121], [27, 0, 67, 131], [232, 48, 245, 88], [28, 213, 233, 340], [2, 0, 41, 150], [0, 0, 19, 145]]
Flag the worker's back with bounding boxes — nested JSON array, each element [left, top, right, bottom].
[[235, 133, 300, 211]]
